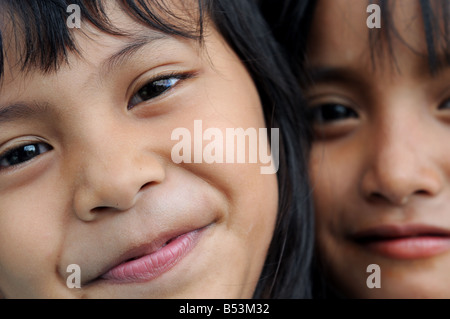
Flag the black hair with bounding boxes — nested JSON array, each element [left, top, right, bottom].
[[261, 0, 450, 80], [260, 0, 450, 298], [259, 0, 317, 87], [0, 0, 314, 298], [368, 0, 450, 75]]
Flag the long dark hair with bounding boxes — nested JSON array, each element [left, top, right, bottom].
[[260, 0, 450, 80], [260, 0, 450, 298], [0, 0, 314, 298]]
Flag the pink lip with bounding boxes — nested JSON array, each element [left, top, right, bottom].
[[100, 229, 204, 283], [352, 224, 450, 259]]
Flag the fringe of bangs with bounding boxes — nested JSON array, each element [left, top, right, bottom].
[[0, 0, 205, 79]]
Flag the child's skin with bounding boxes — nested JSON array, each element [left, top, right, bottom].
[[306, 0, 450, 298], [0, 1, 278, 298]]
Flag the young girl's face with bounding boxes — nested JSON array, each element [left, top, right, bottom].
[[0, 2, 278, 298], [307, 0, 450, 298]]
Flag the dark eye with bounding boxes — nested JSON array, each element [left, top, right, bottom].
[[438, 99, 450, 110], [128, 74, 190, 110], [308, 103, 359, 124], [0, 143, 52, 169]]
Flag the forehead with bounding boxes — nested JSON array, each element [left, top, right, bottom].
[[307, 0, 429, 70], [0, 0, 202, 86]]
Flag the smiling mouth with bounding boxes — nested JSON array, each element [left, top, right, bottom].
[[352, 224, 450, 260], [98, 227, 206, 284]]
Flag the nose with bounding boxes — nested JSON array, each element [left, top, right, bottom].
[[71, 123, 165, 221], [360, 113, 443, 206]]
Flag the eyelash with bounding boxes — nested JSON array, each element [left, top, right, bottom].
[[438, 98, 450, 110], [0, 142, 53, 171], [307, 103, 359, 124], [309, 95, 450, 123], [0, 72, 194, 171], [128, 72, 195, 110]]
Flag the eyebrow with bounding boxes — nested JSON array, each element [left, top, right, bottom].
[[306, 66, 365, 86], [304, 66, 371, 94], [100, 33, 170, 77], [308, 52, 450, 86], [0, 33, 172, 124], [0, 102, 50, 125]]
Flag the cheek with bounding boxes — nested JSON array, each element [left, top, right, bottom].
[[228, 170, 278, 240], [175, 142, 279, 251], [163, 49, 276, 240], [309, 142, 362, 242], [214, 168, 278, 296], [310, 143, 348, 216], [176, 92, 278, 282], [0, 178, 66, 297]]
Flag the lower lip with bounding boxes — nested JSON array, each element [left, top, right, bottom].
[[363, 236, 450, 259], [101, 229, 203, 283]]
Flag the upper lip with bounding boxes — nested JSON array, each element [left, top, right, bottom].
[[351, 224, 450, 243], [84, 224, 208, 285]]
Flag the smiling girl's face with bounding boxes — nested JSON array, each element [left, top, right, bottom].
[[0, 2, 278, 298], [306, 0, 450, 298]]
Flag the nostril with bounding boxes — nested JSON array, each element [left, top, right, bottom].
[[91, 206, 114, 213], [140, 182, 153, 191], [368, 189, 429, 206], [368, 192, 387, 203], [415, 190, 429, 196], [87, 182, 155, 216]]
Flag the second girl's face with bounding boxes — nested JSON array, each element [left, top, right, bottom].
[[306, 0, 450, 298], [0, 2, 278, 298]]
